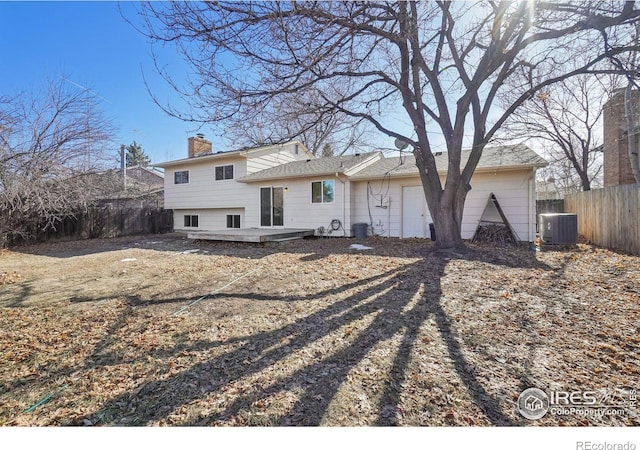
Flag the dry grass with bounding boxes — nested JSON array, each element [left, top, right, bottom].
[[0, 234, 638, 426]]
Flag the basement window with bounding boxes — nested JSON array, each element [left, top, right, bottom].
[[174, 170, 189, 184], [311, 180, 335, 204], [215, 164, 234, 180], [226, 214, 241, 229], [183, 215, 199, 228]]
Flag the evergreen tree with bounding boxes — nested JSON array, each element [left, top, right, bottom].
[[124, 141, 150, 167], [321, 143, 334, 158]]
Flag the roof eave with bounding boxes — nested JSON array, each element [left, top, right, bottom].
[[153, 151, 244, 168], [350, 162, 547, 180], [237, 170, 346, 183], [343, 152, 383, 176]]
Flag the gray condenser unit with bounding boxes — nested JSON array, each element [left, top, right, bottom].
[[538, 213, 578, 245]]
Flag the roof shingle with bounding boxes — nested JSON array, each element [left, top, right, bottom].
[[237, 152, 380, 182], [350, 144, 547, 179]]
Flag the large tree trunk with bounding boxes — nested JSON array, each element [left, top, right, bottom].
[[579, 171, 592, 191], [422, 180, 469, 250], [414, 138, 471, 250], [429, 202, 464, 249]]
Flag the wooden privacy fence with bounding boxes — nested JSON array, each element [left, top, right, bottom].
[[564, 185, 640, 255], [26, 207, 173, 244]]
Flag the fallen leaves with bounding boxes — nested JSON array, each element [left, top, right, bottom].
[[0, 271, 22, 285], [0, 234, 639, 426]]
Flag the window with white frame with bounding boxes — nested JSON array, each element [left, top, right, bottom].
[[311, 180, 335, 204], [215, 164, 234, 180], [226, 214, 241, 228], [174, 170, 189, 184], [183, 215, 199, 227]]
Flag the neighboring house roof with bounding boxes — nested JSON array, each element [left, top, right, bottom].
[[349, 144, 547, 179], [237, 152, 382, 182], [124, 166, 165, 187], [82, 166, 165, 201], [153, 141, 312, 168]]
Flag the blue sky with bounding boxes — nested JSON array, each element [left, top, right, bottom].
[[0, 1, 205, 165]]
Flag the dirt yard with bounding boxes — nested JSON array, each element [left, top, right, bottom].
[[0, 234, 638, 426]]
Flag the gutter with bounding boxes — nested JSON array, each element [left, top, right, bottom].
[[237, 171, 346, 183], [529, 168, 536, 242], [348, 163, 548, 181]]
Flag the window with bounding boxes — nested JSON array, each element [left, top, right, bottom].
[[184, 215, 199, 228], [226, 214, 241, 228], [174, 170, 189, 184], [215, 164, 234, 180], [311, 180, 335, 203]]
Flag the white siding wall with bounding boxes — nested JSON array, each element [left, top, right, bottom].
[[243, 176, 351, 234], [174, 208, 245, 231], [246, 143, 309, 174], [165, 144, 310, 214], [164, 156, 251, 210], [353, 169, 536, 241]]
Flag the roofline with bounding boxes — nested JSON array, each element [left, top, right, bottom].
[[153, 151, 244, 168], [348, 162, 547, 180], [343, 152, 383, 176], [237, 170, 347, 183], [236, 151, 380, 183], [153, 141, 311, 168]]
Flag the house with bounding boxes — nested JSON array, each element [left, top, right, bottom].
[[155, 136, 547, 241], [82, 166, 165, 208]]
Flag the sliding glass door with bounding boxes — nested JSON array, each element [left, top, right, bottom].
[[260, 187, 284, 227]]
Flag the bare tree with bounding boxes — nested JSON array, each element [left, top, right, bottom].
[[221, 88, 373, 155], [138, 1, 640, 248], [506, 74, 621, 191], [0, 77, 114, 245]]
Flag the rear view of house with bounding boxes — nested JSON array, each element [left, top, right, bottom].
[[155, 137, 546, 242]]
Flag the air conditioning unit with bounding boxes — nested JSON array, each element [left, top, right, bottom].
[[539, 213, 578, 245]]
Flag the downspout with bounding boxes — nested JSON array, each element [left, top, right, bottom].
[[529, 168, 536, 242], [388, 197, 391, 237], [335, 173, 347, 236]]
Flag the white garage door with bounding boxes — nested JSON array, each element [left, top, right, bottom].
[[402, 186, 431, 238]]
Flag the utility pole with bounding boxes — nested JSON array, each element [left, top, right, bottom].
[[120, 144, 127, 192]]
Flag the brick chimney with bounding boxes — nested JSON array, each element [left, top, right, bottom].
[[603, 89, 639, 187], [188, 134, 212, 158]]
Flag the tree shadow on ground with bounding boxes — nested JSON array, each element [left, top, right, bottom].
[[73, 244, 553, 426]]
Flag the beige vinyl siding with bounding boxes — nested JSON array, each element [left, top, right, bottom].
[[173, 208, 245, 231], [353, 178, 403, 237], [164, 157, 252, 210], [461, 170, 535, 241], [246, 142, 310, 174], [242, 176, 351, 234], [353, 169, 536, 241], [246, 153, 297, 174]]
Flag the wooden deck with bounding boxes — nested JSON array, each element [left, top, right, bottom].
[[186, 228, 315, 243]]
